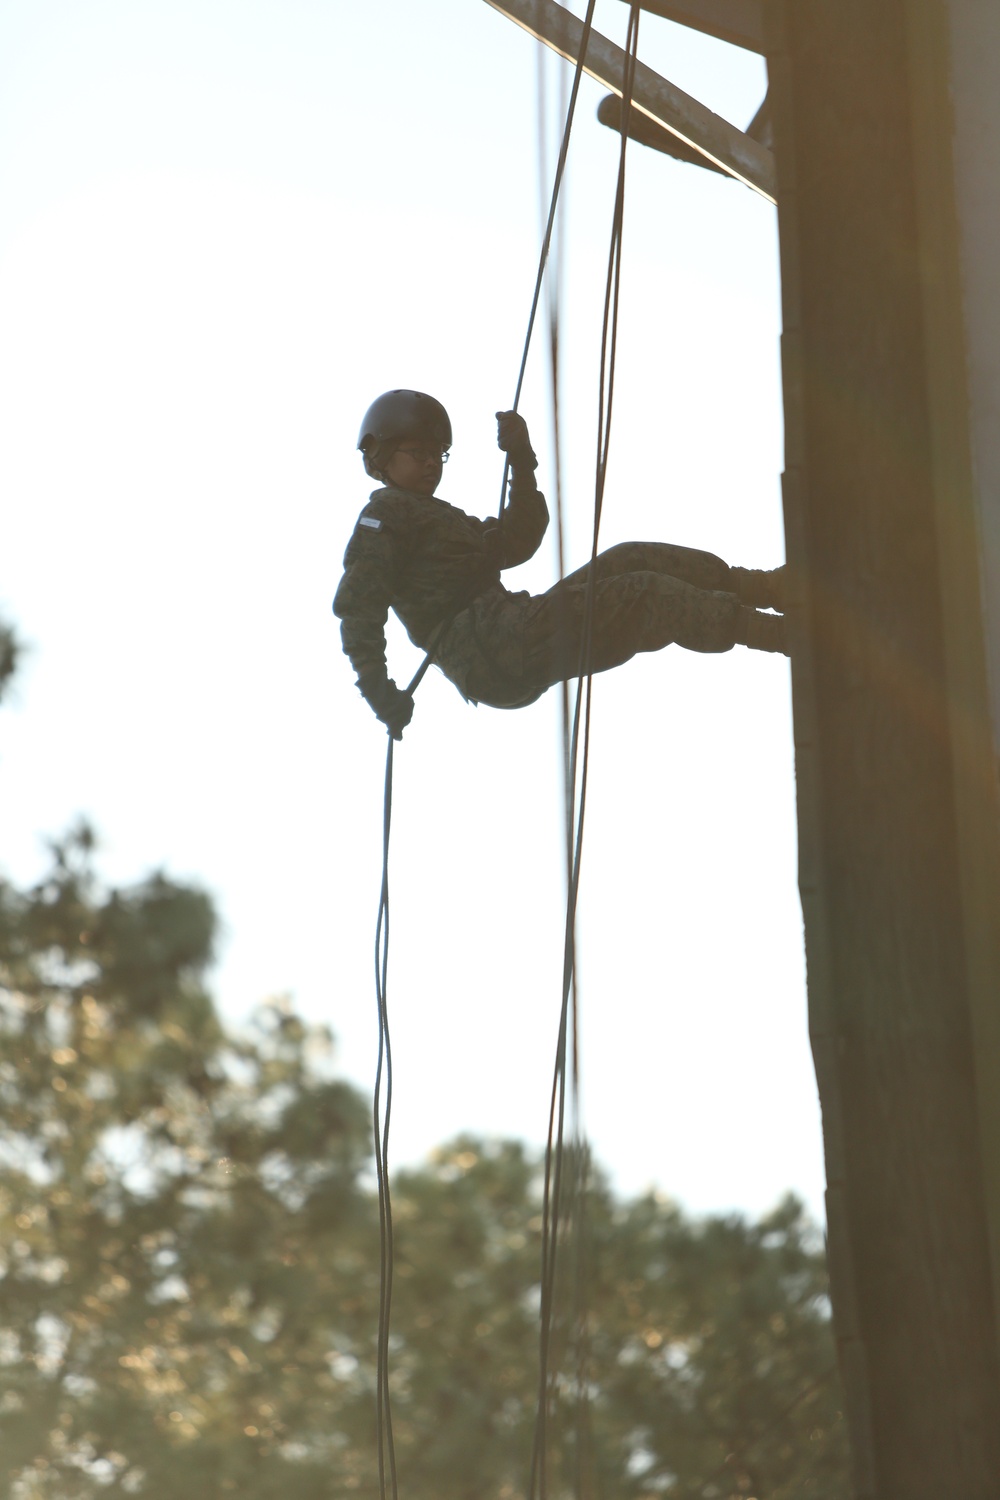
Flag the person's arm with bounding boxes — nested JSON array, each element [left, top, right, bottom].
[[333, 509, 413, 739], [490, 410, 549, 569]]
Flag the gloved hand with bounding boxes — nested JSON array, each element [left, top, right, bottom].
[[495, 410, 537, 471], [357, 673, 414, 740]]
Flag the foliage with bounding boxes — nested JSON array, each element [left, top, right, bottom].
[[0, 830, 850, 1498], [0, 618, 21, 706], [387, 1145, 849, 1500], [0, 828, 374, 1497]]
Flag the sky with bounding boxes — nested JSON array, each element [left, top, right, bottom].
[[0, 0, 827, 1221]]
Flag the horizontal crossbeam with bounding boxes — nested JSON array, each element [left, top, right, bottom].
[[483, 0, 776, 202]]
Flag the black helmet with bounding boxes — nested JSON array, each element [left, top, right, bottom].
[[357, 390, 452, 479]]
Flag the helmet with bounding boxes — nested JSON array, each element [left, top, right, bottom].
[[357, 390, 452, 478]]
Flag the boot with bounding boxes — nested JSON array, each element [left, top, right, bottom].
[[734, 605, 788, 656], [731, 564, 787, 612]]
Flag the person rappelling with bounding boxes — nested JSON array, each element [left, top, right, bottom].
[[334, 389, 788, 739]]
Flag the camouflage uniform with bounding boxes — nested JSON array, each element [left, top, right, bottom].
[[333, 481, 745, 710]]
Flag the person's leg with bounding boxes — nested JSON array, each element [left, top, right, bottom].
[[559, 541, 731, 593], [523, 568, 785, 691], [560, 541, 786, 610]]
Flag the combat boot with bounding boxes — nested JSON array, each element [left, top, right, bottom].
[[730, 565, 787, 612], [734, 606, 788, 655]]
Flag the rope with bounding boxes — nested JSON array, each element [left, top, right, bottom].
[[529, 8, 641, 1498], [497, 0, 601, 519], [368, 6, 602, 1492], [369, 7, 641, 1493], [373, 738, 397, 1500]]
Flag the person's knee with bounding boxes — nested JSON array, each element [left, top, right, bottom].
[[644, 574, 739, 654], [597, 542, 729, 592], [651, 543, 729, 591], [592, 542, 649, 578]]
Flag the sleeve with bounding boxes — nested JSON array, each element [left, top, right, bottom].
[[333, 510, 398, 687], [488, 469, 549, 571]]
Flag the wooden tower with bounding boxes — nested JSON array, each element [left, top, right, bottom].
[[486, 0, 1000, 1492]]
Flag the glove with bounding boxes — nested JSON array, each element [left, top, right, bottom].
[[357, 673, 414, 740], [495, 410, 537, 471]]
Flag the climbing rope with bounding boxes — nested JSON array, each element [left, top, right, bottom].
[[369, 13, 598, 1495], [495, 0, 601, 517], [369, 6, 638, 1496], [529, 11, 641, 1497], [373, 738, 397, 1500]]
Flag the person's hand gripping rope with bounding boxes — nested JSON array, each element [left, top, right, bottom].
[[358, 671, 413, 741], [496, 410, 538, 471]]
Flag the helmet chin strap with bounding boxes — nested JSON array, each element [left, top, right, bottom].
[[363, 445, 390, 484]]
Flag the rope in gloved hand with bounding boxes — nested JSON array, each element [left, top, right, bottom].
[[369, 7, 603, 1498], [528, 10, 641, 1497]]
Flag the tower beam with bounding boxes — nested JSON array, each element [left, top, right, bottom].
[[482, 0, 776, 201]]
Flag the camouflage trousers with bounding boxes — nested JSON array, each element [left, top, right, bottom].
[[458, 542, 741, 709]]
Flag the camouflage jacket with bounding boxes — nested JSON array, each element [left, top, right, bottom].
[[333, 476, 549, 705]]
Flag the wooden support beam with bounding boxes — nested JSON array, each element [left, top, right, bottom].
[[482, 0, 776, 202], [616, 0, 765, 54], [597, 86, 771, 171], [596, 94, 729, 174]]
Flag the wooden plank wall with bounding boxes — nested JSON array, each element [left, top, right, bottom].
[[766, 1, 1000, 1493]]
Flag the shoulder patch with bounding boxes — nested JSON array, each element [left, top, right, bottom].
[[358, 516, 382, 531]]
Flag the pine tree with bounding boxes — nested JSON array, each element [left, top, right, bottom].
[[0, 828, 375, 1497], [0, 616, 849, 1498]]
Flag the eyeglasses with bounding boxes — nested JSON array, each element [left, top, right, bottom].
[[393, 445, 449, 465]]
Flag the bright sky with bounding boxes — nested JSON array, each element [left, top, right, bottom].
[[0, 0, 826, 1220]]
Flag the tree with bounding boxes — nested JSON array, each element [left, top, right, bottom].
[[385, 1144, 848, 1500], [0, 827, 376, 1497], [583, 1183, 848, 1499], [0, 619, 19, 704], [0, 633, 848, 1497]]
